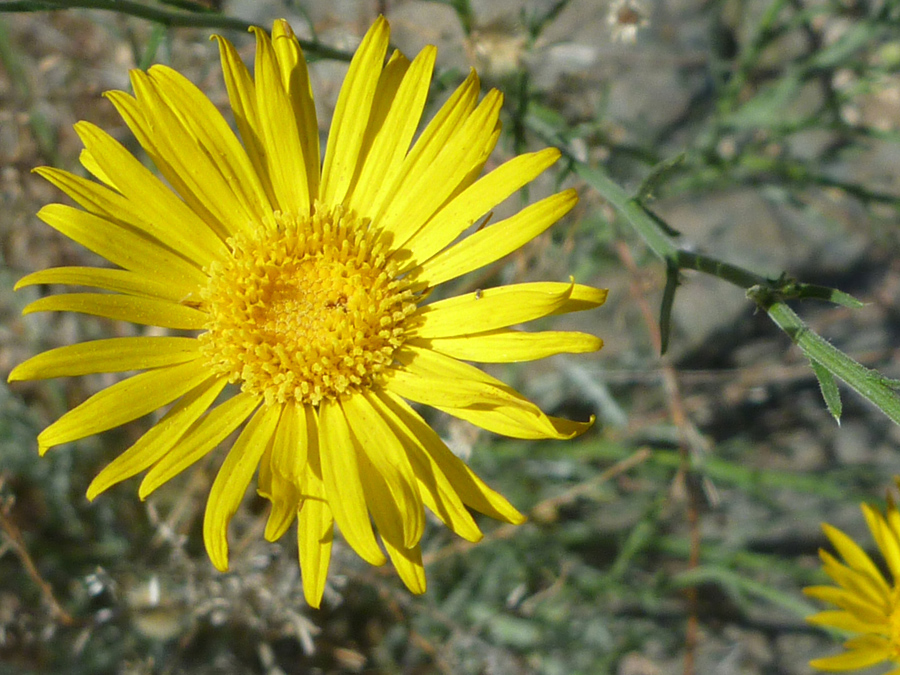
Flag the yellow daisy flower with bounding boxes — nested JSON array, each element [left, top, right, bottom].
[[9, 17, 606, 607], [805, 496, 900, 672]]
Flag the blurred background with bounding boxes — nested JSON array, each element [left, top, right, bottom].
[[1, 0, 900, 673]]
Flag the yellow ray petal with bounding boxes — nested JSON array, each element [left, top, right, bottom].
[[807, 610, 888, 636], [399, 148, 561, 269], [320, 16, 390, 206], [810, 647, 890, 671], [212, 34, 276, 207], [204, 404, 281, 571], [413, 190, 578, 287], [375, 90, 503, 250], [260, 474, 299, 542], [86, 376, 227, 500], [37, 360, 210, 455], [437, 401, 593, 440], [823, 522, 889, 590], [387, 346, 536, 410], [342, 392, 425, 549], [350, 46, 436, 217], [250, 26, 311, 217], [104, 89, 227, 241], [145, 65, 271, 228], [271, 401, 309, 485], [23, 293, 207, 330], [369, 390, 482, 542], [379, 390, 524, 524], [342, 50, 409, 214], [862, 504, 900, 582], [412, 281, 607, 339], [272, 20, 320, 201], [118, 72, 258, 240], [317, 400, 386, 566], [139, 391, 260, 499], [357, 452, 427, 594], [9, 337, 200, 381], [33, 202, 207, 295], [372, 70, 480, 242], [73, 121, 226, 265], [298, 494, 333, 609], [804, 585, 887, 624], [421, 329, 602, 363], [819, 550, 890, 611], [15, 267, 188, 302], [383, 537, 426, 595]]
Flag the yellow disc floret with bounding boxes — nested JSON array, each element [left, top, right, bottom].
[[200, 203, 416, 407]]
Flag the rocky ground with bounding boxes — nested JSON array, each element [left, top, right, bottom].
[[1, 0, 899, 673]]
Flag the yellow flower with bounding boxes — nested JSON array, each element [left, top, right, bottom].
[[9, 17, 606, 607], [805, 497, 900, 672]]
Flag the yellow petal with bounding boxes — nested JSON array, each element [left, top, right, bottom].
[[807, 610, 888, 636], [73, 121, 226, 265], [350, 46, 436, 217], [86, 376, 227, 500], [400, 148, 561, 269], [204, 404, 281, 571], [819, 550, 889, 611], [271, 401, 308, 485], [257, 442, 299, 542], [9, 337, 200, 381], [375, 90, 503, 250], [212, 34, 276, 206], [33, 201, 206, 295], [272, 20, 319, 201], [37, 360, 210, 455], [372, 70, 480, 241], [23, 293, 207, 330], [298, 494, 333, 609], [413, 190, 578, 287], [421, 329, 602, 363], [369, 390, 483, 542], [145, 65, 271, 229], [387, 346, 534, 410], [139, 391, 260, 498], [382, 390, 525, 523], [250, 26, 310, 217], [862, 504, 900, 581], [804, 585, 887, 625], [387, 345, 593, 440], [437, 401, 593, 440], [342, 392, 425, 549], [320, 16, 390, 206], [15, 267, 189, 303], [823, 522, 889, 592], [316, 399, 386, 566], [383, 537, 426, 595], [412, 281, 606, 338], [810, 647, 889, 671]]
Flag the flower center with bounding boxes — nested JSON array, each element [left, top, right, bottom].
[[199, 204, 416, 407]]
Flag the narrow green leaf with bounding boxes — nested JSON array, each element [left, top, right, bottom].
[[809, 358, 842, 424]]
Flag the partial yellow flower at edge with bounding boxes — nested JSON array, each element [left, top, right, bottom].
[[8, 16, 607, 608], [804, 488, 900, 672]]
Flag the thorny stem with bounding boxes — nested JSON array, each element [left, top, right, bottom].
[[0, 0, 355, 61]]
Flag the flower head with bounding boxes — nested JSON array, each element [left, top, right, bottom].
[[805, 492, 900, 672], [9, 17, 606, 607]]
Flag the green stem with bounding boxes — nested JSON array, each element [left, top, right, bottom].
[[0, 0, 354, 61], [763, 301, 900, 426]]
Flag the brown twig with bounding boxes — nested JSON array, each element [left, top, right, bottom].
[[614, 240, 706, 675], [0, 475, 75, 626]]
